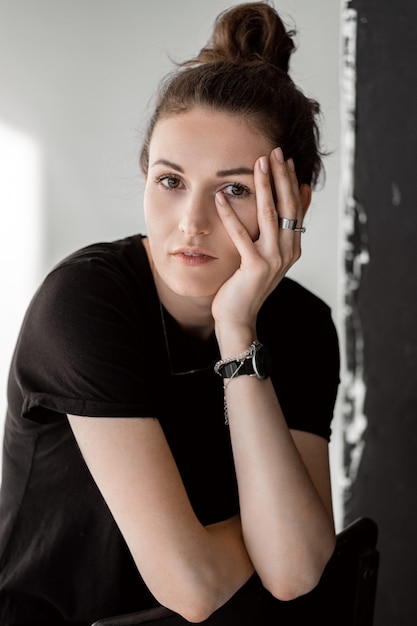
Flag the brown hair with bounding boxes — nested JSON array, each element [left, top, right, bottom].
[[140, 1, 324, 187]]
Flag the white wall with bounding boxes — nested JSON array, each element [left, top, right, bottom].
[[0, 0, 343, 524]]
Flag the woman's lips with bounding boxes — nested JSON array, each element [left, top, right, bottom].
[[172, 247, 217, 266]]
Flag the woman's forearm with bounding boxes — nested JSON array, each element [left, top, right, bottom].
[[224, 373, 335, 599], [214, 325, 335, 600]]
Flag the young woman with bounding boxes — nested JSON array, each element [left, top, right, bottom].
[[0, 2, 340, 624]]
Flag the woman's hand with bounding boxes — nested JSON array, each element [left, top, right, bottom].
[[212, 147, 310, 343]]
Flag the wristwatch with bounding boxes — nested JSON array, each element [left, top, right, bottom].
[[215, 340, 271, 380]]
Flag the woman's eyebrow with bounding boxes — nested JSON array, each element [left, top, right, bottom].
[[151, 159, 184, 172], [151, 160, 254, 177], [216, 167, 254, 177]]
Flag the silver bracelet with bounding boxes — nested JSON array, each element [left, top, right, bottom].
[[214, 342, 256, 375], [214, 342, 257, 426]]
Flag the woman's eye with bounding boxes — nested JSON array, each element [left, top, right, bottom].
[[223, 183, 251, 198], [156, 175, 182, 190]]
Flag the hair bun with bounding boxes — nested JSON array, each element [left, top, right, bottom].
[[194, 1, 296, 73]]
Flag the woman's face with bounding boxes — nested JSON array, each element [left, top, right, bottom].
[[144, 107, 274, 302]]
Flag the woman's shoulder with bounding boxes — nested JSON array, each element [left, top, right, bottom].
[[40, 233, 153, 298], [259, 276, 339, 355], [24, 234, 157, 337], [266, 276, 332, 318], [52, 233, 148, 274]]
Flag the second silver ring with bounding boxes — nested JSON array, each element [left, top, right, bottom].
[[279, 217, 297, 230]]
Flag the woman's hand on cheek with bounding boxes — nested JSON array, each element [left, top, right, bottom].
[[212, 147, 306, 337]]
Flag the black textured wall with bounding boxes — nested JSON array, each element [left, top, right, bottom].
[[345, 1, 417, 624]]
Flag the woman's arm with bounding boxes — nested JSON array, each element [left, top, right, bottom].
[[212, 148, 336, 600], [217, 375, 335, 600], [68, 414, 254, 623]]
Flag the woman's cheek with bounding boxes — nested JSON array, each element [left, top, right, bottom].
[[236, 203, 260, 241]]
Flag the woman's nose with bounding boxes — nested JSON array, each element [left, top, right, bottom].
[[178, 194, 212, 236]]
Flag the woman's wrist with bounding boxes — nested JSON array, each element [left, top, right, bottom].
[[214, 322, 256, 360]]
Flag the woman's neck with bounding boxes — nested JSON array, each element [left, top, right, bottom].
[[156, 275, 215, 341], [143, 238, 215, 340]]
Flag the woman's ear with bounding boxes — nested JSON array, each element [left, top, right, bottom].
[[300, 184, 312, 218]]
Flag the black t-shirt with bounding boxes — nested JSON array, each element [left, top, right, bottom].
[[0, 235, 340, 625]]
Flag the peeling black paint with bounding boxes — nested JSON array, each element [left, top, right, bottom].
[[344, 1, 417, 624]]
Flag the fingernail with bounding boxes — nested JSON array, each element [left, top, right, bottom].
[[274, 147, 284, 163], [259, 156, 269, 174], [215, 191, 226, 206], [288, 158, 295, 172]]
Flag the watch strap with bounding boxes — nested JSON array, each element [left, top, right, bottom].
[[217, 358, 255, 379], [214, 340, 270, 380]]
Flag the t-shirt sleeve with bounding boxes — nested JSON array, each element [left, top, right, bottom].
[[15, 259, 157, 423], [261, 282, 340, 441]]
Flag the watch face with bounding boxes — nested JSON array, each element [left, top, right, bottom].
[[252, 343, 271, 379]]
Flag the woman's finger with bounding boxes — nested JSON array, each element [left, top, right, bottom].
[[252, 155, 280, 257], [287, 158, 307, 235], [215, 191, 259, 264], [269, 149, 304, 261]]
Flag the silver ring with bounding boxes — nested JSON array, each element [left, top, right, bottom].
[[279, 217, 297, 230], [294, 226, 306, 233]]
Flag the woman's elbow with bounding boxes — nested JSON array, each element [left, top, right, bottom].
[[164, 596, 220, 623], [155, 580, 225, 623], [264, 572, 322, 602], [181, 606, 217, 624], [262, 537, 336, 602]]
